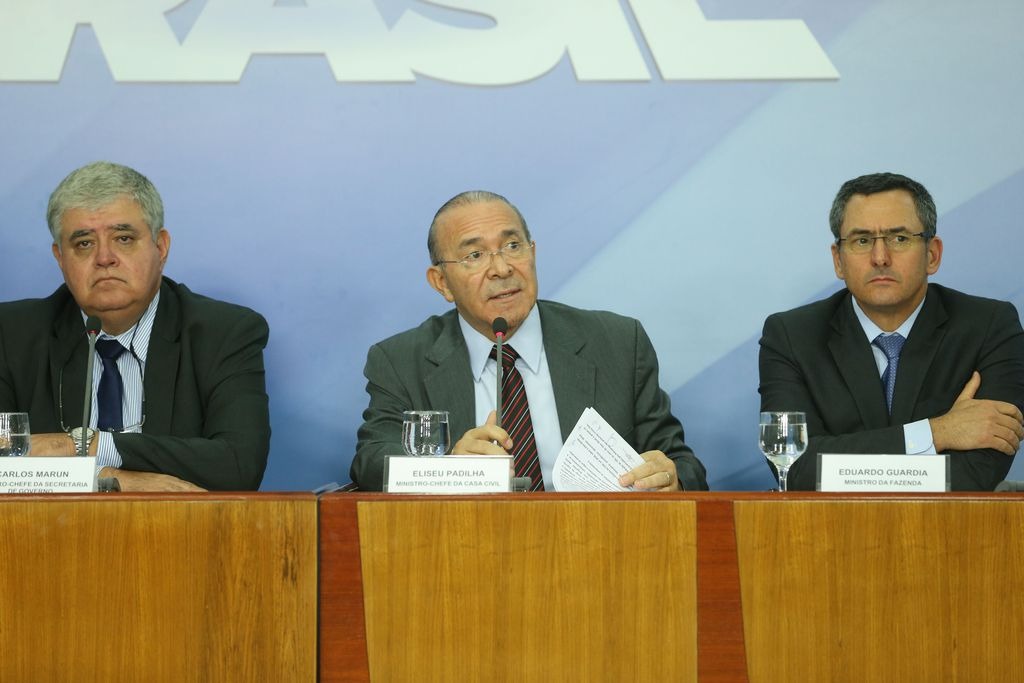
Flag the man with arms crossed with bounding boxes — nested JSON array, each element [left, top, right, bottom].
[[0, 161, 271, 491], [353, 191, 707, 491], [759, 172, 1024, 490]]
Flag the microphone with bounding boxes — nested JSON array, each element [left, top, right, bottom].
[[491, 317, 508, 430], [80, 316, 102, 457]]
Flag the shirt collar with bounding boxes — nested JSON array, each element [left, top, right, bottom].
[[852, 292, 925, 342], [459, 303, 543, 381], [80, 290, 160, 363]]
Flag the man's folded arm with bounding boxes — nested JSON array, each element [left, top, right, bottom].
[[352, 343, 410, 491], [630, 320, 708, 491], [759, 315, 905, 490], [113, 312, 270, 491]]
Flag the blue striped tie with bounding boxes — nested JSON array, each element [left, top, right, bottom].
[[873, 333, 906, 414]]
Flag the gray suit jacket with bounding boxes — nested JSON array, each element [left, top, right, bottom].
[[759, 284, 1024, 491], [0, 277, 270, 490], [352, 300, 707, 491]]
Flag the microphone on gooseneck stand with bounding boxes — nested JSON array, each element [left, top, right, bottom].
[[492, 317, 530, 491], [80, 316, 102, 457], [491, 317, 508, 431]]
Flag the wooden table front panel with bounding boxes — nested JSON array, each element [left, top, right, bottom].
[[735, 499, 1024, 683], [333, 497, 698, 683], [0, 493, 318, 683]]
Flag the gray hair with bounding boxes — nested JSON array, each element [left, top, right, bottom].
[[47, 161, 164, 244], [428, 190, 532, 265], [829, 172, 937, 240]]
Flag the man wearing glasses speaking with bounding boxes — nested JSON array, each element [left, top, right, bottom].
[[0, 161, 270, 491], [352, 190, 707, 492], [759, 172, 1024, 490]]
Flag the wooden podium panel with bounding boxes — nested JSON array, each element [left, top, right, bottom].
[[321, 495, 699, 682], [734, 497, 1024, 682], [0, 493, 318, 683]]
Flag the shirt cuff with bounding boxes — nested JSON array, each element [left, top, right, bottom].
[[904, 419, 937, 454], [96, 432, 124, 470]]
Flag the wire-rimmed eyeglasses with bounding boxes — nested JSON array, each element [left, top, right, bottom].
[[433, 240, 534, 272], [57, 344, 146, 434], [836, 231, 927, 254]]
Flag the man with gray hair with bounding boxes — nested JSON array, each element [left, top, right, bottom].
[[0, 161, 270, 491], [352, 190, 707, 491], [759, 172, 1024, 490]]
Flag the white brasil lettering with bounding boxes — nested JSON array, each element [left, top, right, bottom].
[[0, 0, 837, 83]]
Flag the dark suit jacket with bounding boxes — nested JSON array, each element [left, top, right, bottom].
[[0, 277, 271, 490], [352, 300, 707, 491], [759, 284, 1024, 491]]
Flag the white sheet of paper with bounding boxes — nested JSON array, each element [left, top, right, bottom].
[[552, 407, 644, 491]]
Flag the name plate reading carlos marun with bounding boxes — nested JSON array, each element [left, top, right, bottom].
[[0, 457, 97, 494], [385, 455, 512, 494], [817, 453, 949, 492]]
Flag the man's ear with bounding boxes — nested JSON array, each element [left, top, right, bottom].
[[426, 265, 454, 303], [925, 235, 943, 275], [831, 242, 846, 282]]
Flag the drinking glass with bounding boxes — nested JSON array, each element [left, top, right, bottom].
[[402, 411, 451, 457], [758, 411, 807, 492], [0, 413, 31, 457]]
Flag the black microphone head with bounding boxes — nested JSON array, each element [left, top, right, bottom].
[[491, 317, 508, 337], [85, 316, 102, 336]]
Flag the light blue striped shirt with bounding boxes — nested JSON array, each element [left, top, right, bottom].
[[81, 291, 160, 469]]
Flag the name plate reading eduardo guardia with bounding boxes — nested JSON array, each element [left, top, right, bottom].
[[817, 453, 949, 492], [0, 458, 97, 494], [385, 455, 512, 494]]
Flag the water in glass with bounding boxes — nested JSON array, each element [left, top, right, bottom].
[[402, 411, 450, 457], [758, 411, 807, 491], [0, 413, 31, 457]]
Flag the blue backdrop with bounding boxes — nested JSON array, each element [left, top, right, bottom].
[[2, 0, 1022, 490]]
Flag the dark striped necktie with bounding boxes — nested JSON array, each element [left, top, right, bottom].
[[95, 338, 125, 431], [491, 344, 544, 491]]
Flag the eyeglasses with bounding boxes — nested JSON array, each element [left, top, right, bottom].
[[434, 240, 534, 272], [58, 343, 146, 434], [836, 231, 927, 254]]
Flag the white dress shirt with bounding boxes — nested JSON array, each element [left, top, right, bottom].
[[458, 305, 564, 488], [852, 295, 936, 454]]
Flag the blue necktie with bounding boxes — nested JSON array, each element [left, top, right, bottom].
[[873, 333, 906, 414], [95, 338, 125, 431]]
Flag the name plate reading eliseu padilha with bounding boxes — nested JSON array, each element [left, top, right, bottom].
[[385, 455, 512, 494], [817, 453, 949, 492], [0, 457, 97, 493]]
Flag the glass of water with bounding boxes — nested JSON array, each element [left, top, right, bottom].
[[758, 411, 807, 492], [402, 411, 451, 457], [0, 413, 31, 457]]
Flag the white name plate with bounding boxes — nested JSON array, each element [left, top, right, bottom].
[[817, 453, 949, 492], [0, 457, 97, 493], [385, 455, 512, 494]]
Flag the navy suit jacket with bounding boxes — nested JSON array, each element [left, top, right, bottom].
[[759, 284, 1024, 491], [352, 300, 707, 491], [0, 277, 270, 490]]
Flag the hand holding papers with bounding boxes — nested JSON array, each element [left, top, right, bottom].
[[552, 408, 646, 491]]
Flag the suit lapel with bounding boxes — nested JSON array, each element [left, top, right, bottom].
[[890, 289, 947, 423], [538, 303, 596, 440], [828, 294, 890, 429], [49, 292, 88, 430], [143, 281, 180, 434], [423, 312, 476, 438]]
